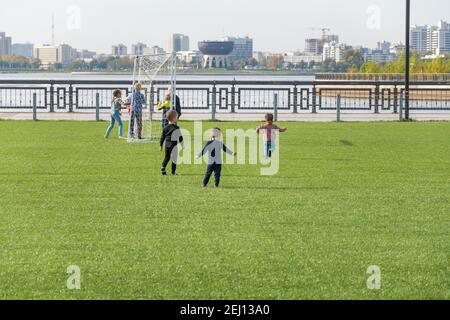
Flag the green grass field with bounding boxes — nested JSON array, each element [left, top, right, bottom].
[[0, 120, 448, 300]]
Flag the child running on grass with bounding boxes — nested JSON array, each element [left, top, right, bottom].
[[128, 83, 146, 140], [157, 93, 172, 129], [105, 89, 126, 139], [196, 128, 236, 188], [257, 113, 287, 159], [160, 110, 183, 176]]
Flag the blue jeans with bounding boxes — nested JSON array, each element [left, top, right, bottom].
[[129, 111, 143, 138], [105, 112, 123, 138], [264, 141, 276, 159], [203, 163, 222, 187]]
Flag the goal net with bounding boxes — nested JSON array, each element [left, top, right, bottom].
[[127, 52, 177, 143]]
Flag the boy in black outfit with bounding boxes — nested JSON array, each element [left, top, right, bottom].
[[196, 128, 236, 188], [160, 110, 183, 175]]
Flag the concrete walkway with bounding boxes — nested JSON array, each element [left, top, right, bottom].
[[1, 112, 450, 122]]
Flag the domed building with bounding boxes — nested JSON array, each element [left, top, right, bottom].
[[198, 41, 234, 69]]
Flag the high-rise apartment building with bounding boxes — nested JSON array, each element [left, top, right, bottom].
[[12, 43, 34, 58], [305, 39, 323, 55], [112, 44, 128, 56], [323, 42, 346, 62], [431, 20, 450, 55], [221, 36, 253, 62], [410, 25, 431, 54], [0, 32, 12, 56], [168, 34, 190, 52], [410, 21, 450, 55], [59, 44, 78, 65], [377, 41, 392, 53], [131, 42, 147, 56]]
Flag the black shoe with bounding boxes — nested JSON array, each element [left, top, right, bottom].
[[162, 171, 167, 176]]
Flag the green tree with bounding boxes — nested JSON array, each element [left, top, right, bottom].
[[360, 61, 382, 73], [343, 50, 365, 69], [348, 65, 359, 74]]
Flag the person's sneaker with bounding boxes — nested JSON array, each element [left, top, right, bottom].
[[161, 171, 167, 176], [172, 173, 179, 176], [201, 183, 206, 189]]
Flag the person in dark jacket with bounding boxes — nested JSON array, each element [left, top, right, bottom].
[[160, 110, 183, 175], [169, 87, 182, 118], [196, 128, 236, 188]]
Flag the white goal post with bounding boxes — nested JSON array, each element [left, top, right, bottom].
[[127, 52, 177, 143]]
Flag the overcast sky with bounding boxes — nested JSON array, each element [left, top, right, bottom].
[[1, 0, 448, 53]]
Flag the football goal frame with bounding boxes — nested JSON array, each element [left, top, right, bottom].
[[127, 52, 177, 143]]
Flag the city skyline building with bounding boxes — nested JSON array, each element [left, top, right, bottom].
[[221, 36, 253, 62], [34, 44, 60, 68], [34, 43, 78, 68], [79, 49, 96, 60], [12, 43, 34, 58], [177, 50, 203, 65], [168, 34, 190, 53], [0, 32, 12, 56], [111, 44, 128, 56], [143, 45, 166, 55], [431, 20, 450, 55], [131, 42, 147, 56], [410, 20, 450, 55], [377, 41, 392, 53], [363, 49, 397, 64], [410, 25, 431, 54], [322, 41, 346, 63], [58, 44, 78, 66], [283, 52, 322, 65], [305, 38, 323, 55]]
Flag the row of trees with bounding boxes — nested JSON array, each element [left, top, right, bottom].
[[357, 53, 450, 74], [255, 50, 450, 74], [0, 55, 41, 69], [0, 54, 136, 71], [2, 52, 450, 73], [69, 56, 134, 71]]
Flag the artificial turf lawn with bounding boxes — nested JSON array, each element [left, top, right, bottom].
[[0, 120, 448, 300]]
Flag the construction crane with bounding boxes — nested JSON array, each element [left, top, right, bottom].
[[311, 28, 331, 41]]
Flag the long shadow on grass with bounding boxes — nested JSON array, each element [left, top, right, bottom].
[[339, 140, 354, 146]]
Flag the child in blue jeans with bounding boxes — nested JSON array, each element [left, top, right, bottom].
[[197, 128, 236, 188], [105, 89, 126, 138], [128, 83, 146, 140]]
